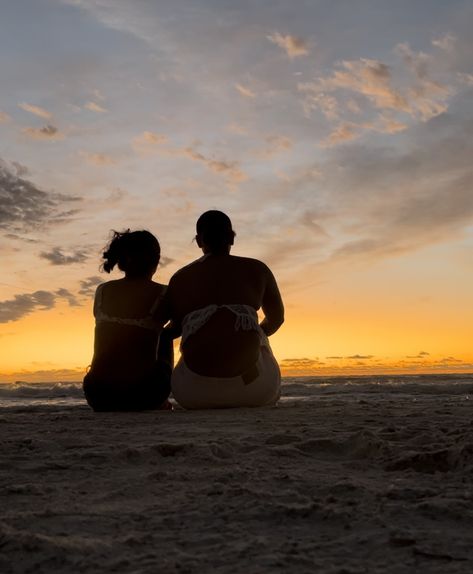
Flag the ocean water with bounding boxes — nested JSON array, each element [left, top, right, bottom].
[[0, 374, 472, 409]]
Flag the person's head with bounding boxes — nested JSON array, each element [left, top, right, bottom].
[[102, 229, 160, 278], [195, 210, 236, 254]]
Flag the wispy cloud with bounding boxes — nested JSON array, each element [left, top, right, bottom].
[[39, 247, 88, 265], [18, 102, 52, 119], [303, 93, 340, 120], [432, 33, 456, 53], [281, 354, 473, 375], [255, 135, 293, 159], [235, 83, 256, 98], [226, 122, 248, 135], [78, 276, 102, 297], [300, 41, 453, 132], [320, 123, 358, 147], [0, 158, 80, 232], [457, 72, 473, 86], [395, 42, 451, 120], [132, 131, 168, 153], [182, 146, 247, 184], [0, 111, 11, 123], [81, 151, 116, 166], [406, 351, 430, 359], [159, 256, 174, 268], [323, 116, 473, 262], [10, 161, 29, 176], [55, 288, 80, 307], [301, 59, 407, 120], [22, 125, 65, 141], [280, 357, 325, 370], [84, 101, 108, 113], [267, 32, 309, 59]]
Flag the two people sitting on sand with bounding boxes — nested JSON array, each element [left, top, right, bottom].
[[83, 210, 284, 411]]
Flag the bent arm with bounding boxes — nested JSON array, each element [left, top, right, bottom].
[[260, 267, 284, 336], [153, 283, 173, 329]]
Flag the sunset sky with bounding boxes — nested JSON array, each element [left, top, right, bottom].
[[1, 0, 473, 381]]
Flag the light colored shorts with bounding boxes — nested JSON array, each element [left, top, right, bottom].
[[171, 347, 281, 409]]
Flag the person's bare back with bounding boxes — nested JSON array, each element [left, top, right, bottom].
[[160, 213, 284, 382]]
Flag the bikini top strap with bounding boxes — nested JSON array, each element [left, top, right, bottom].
[[93, 283, 104, 318]]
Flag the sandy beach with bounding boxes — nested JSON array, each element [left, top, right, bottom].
[[1, 382, 473, 573]]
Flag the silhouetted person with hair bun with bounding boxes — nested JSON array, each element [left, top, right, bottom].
[[83, 229, 172, 411], [156, 210, 284, 409]]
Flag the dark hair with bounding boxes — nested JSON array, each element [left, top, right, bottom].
[[102, 230, 160, 276], [196, 210, 236, 253]]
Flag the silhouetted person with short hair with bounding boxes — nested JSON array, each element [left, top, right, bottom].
[[83, 230, 172, 411], [156, 210, 284, 409]]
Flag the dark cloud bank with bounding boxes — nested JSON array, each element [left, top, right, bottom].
[[0, 158, 80, 232], [0, 289, 78, 323], [39, 247, 88, 265]]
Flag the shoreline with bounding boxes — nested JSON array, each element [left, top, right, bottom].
[[1, 371, 473, 386]]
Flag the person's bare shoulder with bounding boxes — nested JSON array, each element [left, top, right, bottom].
[[231, 255, 272, 275], [169, 258, 205, 283]]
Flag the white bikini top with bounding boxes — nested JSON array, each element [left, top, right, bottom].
[[94, 283, 164, 332], [181, 303, 269, 348]]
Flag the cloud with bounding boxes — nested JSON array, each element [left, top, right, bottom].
[[105, 187, 127, 203], [375, 114, 408, 134], [79, 276, 102, 297], [39, 247, 89, 265], [84, 101, 108, 113], [158, 256, 174, 269], [141, 135, 248, 185], [432, 33, 456, 53], [457, 72, 473, 86], [406, 351, 430, 358], [55, 288, 80, 307], [324, 355, 375, 360], [300, 59, 408, 114], [316, 112, 473, 263], [0, 158, 80, 232], [0, 367, 86, 383], [267, 32, 309, 59], [182, 146, 247, 184], [0, 290, 56, 323], [18, 102, 52, 119], [299, 211, 329, 236], [280, 357, 325, 370], [300, 42, 453, 128], [257, 135, 293, 159], [132, 131, 168, 153], [320, 123, 358, 147], [303, 93, 340, 120], [11, 161, 29, 176], [395, 43, 451, 120], [91, 89, 106, 101], [58, 0, 161, 45], [81, 151, 116, 166], [226, 122, 248, 135], [235, 83, 256, 98], [0, 111, 11, 123], [22, 125, 65, 141]]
